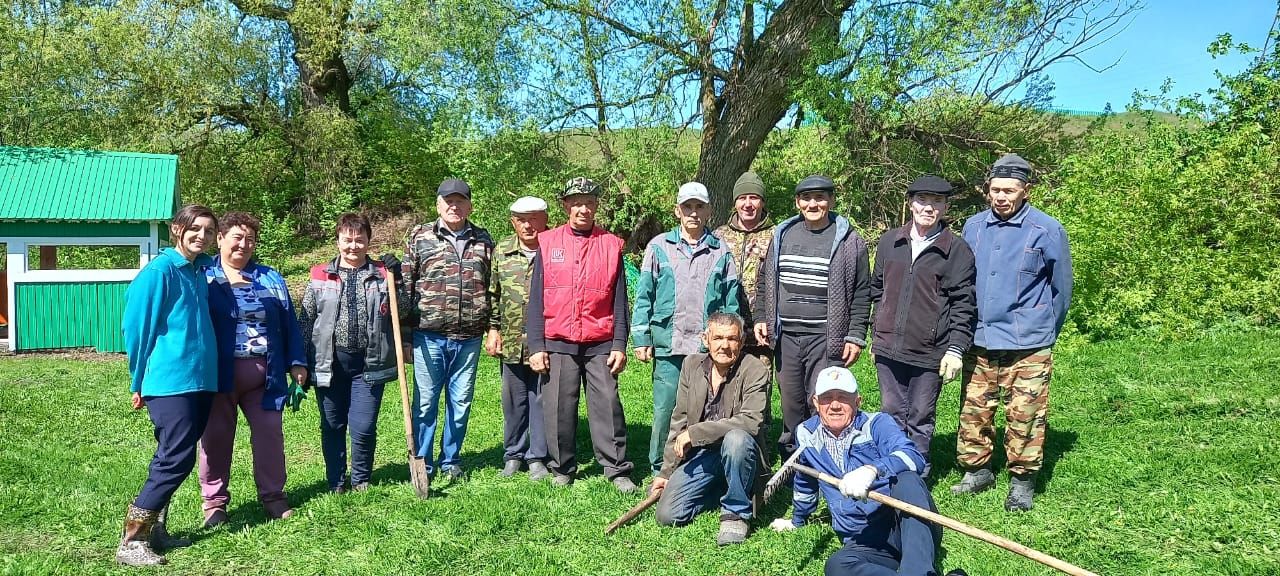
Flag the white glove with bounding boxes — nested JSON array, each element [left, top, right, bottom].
[[939, 353, 963, 382], [770, 518, 797, 532], [839, 465, 878, 500]]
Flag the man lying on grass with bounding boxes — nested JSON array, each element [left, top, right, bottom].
[[650, 312, 769, 546], [771, 366, 965, 576]]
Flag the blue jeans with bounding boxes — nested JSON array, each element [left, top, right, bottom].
[[412, 331, 481, 472], [654, 428, 759, 525], [316, 350, 386, 489]]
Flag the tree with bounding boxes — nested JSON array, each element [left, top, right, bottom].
[[521, 0, 1138, 225]]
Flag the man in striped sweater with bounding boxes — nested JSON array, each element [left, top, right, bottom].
[[753, 174, 872, 459]]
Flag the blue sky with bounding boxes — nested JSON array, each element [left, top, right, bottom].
[[1046, 1, 1276, 112]]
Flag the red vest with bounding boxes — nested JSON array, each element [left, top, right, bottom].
[[539, 225, 625, 343]]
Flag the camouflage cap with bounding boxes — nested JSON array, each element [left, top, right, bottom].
[[560, 177, 601, 199]]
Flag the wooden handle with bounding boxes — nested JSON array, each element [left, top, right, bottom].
[[789, 463, 1099, 576], [604, 489, 663, 534], [382, 267, 415, 453]]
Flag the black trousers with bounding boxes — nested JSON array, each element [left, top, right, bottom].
[[875, 356, 943, 461], [542, 352, 633, 479], [134, 392, 214, 511], [776, 332, 840, 456], [824, 471, 941, 576], [501, 362, 548, 462]]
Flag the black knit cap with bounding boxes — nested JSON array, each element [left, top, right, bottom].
[[988, 153, 1033, 183], [906, 175, 954, 196], [794, 174, 835, 195]]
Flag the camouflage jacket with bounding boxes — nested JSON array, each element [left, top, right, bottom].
[[487, 235, 536, 364], [401, 219, 495, 340], [714, 213, 774, 310]]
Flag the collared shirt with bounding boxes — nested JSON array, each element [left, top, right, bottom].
[[820, 424, 857, 474], [908, 224, 943, 262], [436, 219, 474, 257]]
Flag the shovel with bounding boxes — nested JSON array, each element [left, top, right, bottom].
[[383, 265, 430, 498]]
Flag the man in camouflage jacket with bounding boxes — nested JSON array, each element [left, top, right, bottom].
[[485, 196, 551, 481], [401, 178, 494, 482], [713, 171, 774, 355]]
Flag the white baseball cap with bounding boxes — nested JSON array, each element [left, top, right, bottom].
[[814, 366, 859, 397], [509, 196, 548, 214], [676, 182, 710, 205]]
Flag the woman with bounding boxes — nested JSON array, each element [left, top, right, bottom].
[[119, 205, 220, 566], [298, 213, 403, 493], [199, 212, 306, 526]]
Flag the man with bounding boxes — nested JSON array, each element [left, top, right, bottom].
[[651, 312, 768, 546], [485, 196, 552, 481], [402, 178, 494, 483], [527, 177, 637, 493], [869, 175, 976, 470], [952, 154, 1073, 512], [632, 181, 744, 477], [713, 171, 774, 358], [770, 367, 957, 576], [753, 175, 871, 459]]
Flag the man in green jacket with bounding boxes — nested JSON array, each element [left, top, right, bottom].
[[632, 182, 744, 477], [485, 196, 551, 481]]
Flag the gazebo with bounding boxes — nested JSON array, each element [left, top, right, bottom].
[[0, 146, 178, 353]]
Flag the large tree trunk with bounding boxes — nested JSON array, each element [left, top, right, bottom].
[[696, 0, 851, 225], [290, 23, 353, 115]]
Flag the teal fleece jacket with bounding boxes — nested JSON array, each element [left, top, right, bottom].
[[122, 248, 219, 397]]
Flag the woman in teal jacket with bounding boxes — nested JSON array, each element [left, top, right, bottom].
[[118, 204, 220, 567]]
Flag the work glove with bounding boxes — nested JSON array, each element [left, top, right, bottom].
[[770, 518, 798, 532], [380, 253, 403, 281], [287, 381, 308, 412], [839, 465, 878, 500], [939, 352, 963, 382]]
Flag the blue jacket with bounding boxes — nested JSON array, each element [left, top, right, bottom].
[[122, 248, 219, 397], [790, 411, 926, 543], [206, 257, 306, 411], [963, 202, 1073, 351]]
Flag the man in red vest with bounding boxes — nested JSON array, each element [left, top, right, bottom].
[[527, 177, 638, 492]]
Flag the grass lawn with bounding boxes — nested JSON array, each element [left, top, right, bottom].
[[2, 327, 1278, 575]]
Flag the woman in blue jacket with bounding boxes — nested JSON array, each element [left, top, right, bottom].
[[119, 204, 220, 566], [198, 212, 307, 527]]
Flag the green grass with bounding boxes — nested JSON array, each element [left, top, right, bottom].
[[2, 328, 1279, 575]]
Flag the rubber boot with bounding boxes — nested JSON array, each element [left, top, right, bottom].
[[150, 505, 192, 550], [116, 504, 166, 566], [949, 468, 995, 495], [1004, 473, 1035, 511]]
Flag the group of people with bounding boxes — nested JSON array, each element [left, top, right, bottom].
[[116, 153, 1073, 576]]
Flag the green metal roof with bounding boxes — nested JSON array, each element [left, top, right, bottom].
[[0, 146, 178, 222]]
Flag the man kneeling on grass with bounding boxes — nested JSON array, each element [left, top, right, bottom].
[[651, 312, 769, 546], [771, 366, 965, 576]]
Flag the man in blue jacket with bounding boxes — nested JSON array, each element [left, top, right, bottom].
[[770, 366, 958, 576], [951, 154, 1073, 512]]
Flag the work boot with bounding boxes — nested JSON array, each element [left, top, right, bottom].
[[202, 508, 228, 529], [1004, 473, 1036, 511], [949, 468, 995, 495], [116, 504, 166, 566], [149, 505, 191, 550], [501, 459, 522, 477], [716, 516, 750, 546], [527, 461, 550, 482]]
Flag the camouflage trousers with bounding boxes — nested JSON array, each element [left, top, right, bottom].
[[956, 347, 1053, 476]]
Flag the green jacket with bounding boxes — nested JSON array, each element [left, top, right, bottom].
[[631, 228, 744, 356], [487, 235, 536, 364]]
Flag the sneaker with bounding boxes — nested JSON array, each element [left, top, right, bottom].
[[950, 468, 996, 495], [716, 518, 750, 546], [501, 459, 522, 477], [440, 465, 466, 484], [202, 509, 228, 529], [351, 482, 371, 492], [1004, 473, 1035, 512], [552, 473, 574, 487], [528, 461, 550, 482], [611, 476, 638, 494]]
